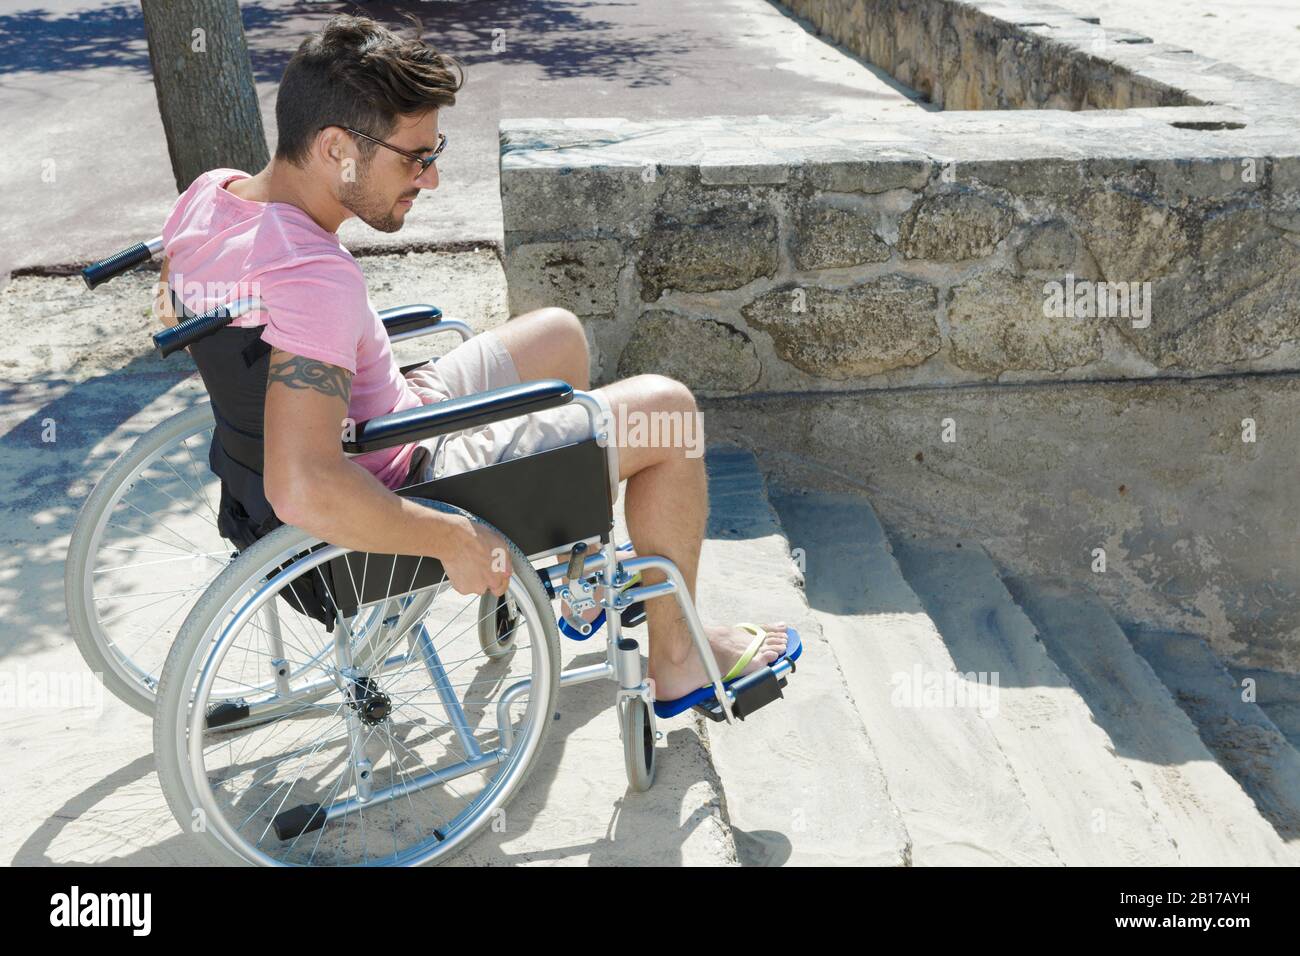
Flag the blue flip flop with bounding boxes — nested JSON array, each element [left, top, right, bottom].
[[558, 542, 640, 641], [653, 624, 804, 719]]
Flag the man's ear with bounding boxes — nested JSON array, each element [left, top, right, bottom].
[[314, 126, 356, 181]]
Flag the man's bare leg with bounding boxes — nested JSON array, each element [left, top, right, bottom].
[[494, 308, 789, 700], [595, 375, 788, 700], [492, 307, 592, 390]]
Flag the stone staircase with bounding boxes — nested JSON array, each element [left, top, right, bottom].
[[636, 444, 1300, 866]]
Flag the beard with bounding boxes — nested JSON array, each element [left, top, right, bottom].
[[339, 168, 408, 233]]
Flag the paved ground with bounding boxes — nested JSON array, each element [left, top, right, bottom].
[[0, 0, 924, 276], [1073, 0, 1300, 88]]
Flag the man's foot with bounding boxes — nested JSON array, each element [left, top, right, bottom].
[[648, 621, 789, 702]]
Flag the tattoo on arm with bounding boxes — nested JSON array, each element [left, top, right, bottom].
[[268, 354, 352, 401]]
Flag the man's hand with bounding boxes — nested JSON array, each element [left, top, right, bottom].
[[440, 514, 512, 597]]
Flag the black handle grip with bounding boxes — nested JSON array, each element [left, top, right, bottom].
[[82, 242, 153, 290], [153, 304, 236, 358], [379, 304, 444, 337]]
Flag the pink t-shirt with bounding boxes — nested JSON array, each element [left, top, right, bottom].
[[161, 168, 419, 489]]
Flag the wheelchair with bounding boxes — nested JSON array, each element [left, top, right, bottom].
[[69, 237, 802, 866]]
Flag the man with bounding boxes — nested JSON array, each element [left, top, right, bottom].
[[160, 14, 788, 705]]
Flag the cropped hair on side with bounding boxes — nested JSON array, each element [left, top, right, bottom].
[[275, 14, 465, 166]]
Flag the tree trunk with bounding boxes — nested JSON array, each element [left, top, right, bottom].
[[141, 0, 269, 192]]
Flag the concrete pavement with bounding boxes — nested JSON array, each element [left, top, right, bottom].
[[0, 0, 921, 277]]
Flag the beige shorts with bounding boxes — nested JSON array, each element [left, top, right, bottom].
[[401, 329, 618, 503]]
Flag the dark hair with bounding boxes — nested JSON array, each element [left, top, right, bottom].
[[275, 14, 464, 166]]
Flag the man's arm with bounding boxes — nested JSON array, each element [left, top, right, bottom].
[[154, 255, 179, 329], [262, 348, 511, 596]]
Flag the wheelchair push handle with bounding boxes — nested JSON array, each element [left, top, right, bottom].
[[152, 297, 262, 358], [82, 236, 163, 290]]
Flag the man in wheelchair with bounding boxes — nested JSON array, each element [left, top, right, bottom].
[[157, 14, 791, 708]]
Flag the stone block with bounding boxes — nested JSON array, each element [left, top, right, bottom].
[[506, 239, 623, 317], [947, 270, 1105, 373], [616, 310, 762, 393], [501, 166, 666, 235], [796, 158, 932, 194], [742, 276, 941, 378], [1072, 189, 1189, 282], [899, 191, 1014, 261], [792, 197, 892, 270], [1014, 220, 1080, 273], [635, 202, 779, 300], [1139, 209, 1300, 367]]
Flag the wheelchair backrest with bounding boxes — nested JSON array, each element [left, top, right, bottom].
[[186, 324, 280, 549], [185, 323, 353, 628]]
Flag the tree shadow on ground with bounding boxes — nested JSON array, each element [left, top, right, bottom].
[[0, 1, 702, 89], [0, 352, 200, 660], [0, 2, 300, 78]]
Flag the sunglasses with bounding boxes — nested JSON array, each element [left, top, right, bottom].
[[333, 126, 448, 173]]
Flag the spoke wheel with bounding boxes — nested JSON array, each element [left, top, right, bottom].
[[66, 403, 228, 713], [154, 501, 561, 866]]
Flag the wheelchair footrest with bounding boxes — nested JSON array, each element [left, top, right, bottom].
[[693, 664, 790, 723], [273, 802, 327, 841]]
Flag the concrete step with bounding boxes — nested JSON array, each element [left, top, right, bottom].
[[1126, 627, 1300, 851], [1004, 576, 1296, 866], [688, 446, 911, 865], [768, 485, 1061, 865], [890, 538, 1180, 865], [1223, 665, 1300, 754]]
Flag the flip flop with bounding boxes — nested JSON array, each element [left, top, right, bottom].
[[716, 622, 769, 683], [653, 624, 804, 719], [558, 542, 641, 640]]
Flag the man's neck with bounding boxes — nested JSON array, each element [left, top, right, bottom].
[[227, 159, 352, 233]]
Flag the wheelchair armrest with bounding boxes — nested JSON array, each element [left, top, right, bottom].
[[343, 379, 575, 454], [379, 304, 443, 337]]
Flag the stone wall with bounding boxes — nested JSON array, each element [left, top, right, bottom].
[[781, 0, 1198, 110], [503, 114, 1300, 396]]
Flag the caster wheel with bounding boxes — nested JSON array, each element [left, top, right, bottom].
[[478, 592, 519, 659], [622, 697, 657, 792]]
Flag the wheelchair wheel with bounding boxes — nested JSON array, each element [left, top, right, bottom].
[[153, 500, 561, 866], [621, 697, 656, 793], [477, 592, 520, 660], [65, 402, 227, 714]]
